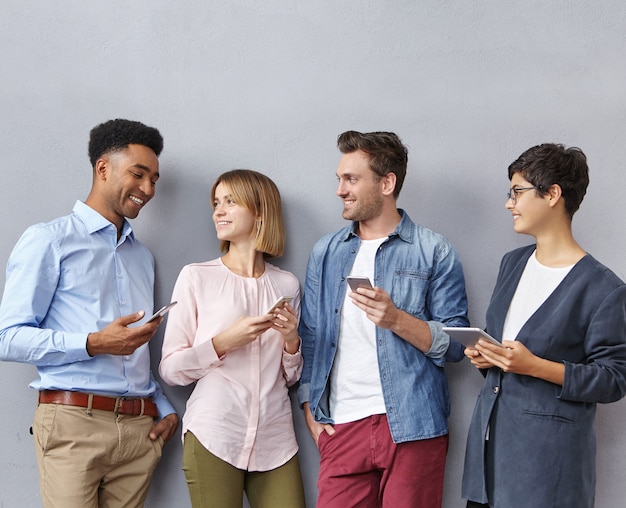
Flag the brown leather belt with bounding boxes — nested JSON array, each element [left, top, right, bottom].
[[39, 390, 158, 418]]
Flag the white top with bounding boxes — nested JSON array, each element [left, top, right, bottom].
[[502, 251, 574, 341], [330, 237, 387, 423]]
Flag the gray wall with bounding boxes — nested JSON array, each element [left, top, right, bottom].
[[1, 1, 625, 506]]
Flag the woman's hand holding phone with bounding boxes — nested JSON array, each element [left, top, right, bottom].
[[267, 296, 299, 353]]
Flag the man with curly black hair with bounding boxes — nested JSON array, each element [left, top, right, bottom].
[[0, 118, 179, 507]]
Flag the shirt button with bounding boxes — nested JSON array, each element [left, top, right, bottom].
[[493, 386, 500, 394], [124, 355, 130, 360]]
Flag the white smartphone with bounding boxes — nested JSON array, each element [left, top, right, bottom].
[[266, 296, 294, 314], [147, 301, 178, 323], [347, 276, 373, 291], [442, 327, 504, 348]]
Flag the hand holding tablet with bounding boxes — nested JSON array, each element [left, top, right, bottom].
[[442, 327, 504, 349]]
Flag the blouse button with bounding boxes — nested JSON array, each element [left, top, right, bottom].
[[493, 386, 500, 394]]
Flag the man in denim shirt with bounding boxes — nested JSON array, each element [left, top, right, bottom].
[[298, 131, 469, 508]]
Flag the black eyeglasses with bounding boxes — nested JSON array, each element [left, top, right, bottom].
[[506, 186, 537, 204]]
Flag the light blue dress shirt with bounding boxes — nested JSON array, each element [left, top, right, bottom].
[[0, 201, 175, 418]]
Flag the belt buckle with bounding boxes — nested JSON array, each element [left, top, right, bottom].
[[115, 397, 145, 416]]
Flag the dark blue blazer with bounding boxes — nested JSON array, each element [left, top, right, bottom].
[[462, 245, 626, 507]]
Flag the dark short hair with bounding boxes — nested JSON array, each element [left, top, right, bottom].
[[337, 130, 408, 198], [508, 143, 589, 217], [88, 119, 163, 167]]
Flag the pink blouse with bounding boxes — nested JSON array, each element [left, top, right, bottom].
[[159, 258, 302, 471]]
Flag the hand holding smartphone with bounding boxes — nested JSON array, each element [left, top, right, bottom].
[[147, 301, 178, 323], [347, 276, 373, 291], [266, 296, 294, 314]]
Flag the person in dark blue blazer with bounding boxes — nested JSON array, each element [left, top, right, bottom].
[[462, 143, 626, 508]]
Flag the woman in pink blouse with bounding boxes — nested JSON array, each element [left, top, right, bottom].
[[159, 170, 305, 508]]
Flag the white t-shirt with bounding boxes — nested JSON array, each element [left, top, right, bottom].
[[486, 251, 574, 441], [329, 237, 387, 424], [502, 250, 574, 341]]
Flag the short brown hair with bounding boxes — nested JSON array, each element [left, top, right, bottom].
[[210, 169, 286, 257], [337, 130, 408, 198]]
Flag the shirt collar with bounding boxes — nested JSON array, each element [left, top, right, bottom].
[[343, 208, 413, 243], [73, 200, 134, 240]]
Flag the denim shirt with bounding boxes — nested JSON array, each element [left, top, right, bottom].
[[297, 210, 469, 443]]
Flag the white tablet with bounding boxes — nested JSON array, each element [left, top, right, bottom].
[[442, 327, 504, 348]]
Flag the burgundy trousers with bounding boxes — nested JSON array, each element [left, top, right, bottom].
[[317, 414, 449, 508]]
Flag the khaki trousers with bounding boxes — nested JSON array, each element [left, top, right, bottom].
[[33, 403, 163, 508]]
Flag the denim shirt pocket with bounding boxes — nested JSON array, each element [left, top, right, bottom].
[[392, 268, 432, 317]]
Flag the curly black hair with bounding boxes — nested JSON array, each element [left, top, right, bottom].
[[88, 119, 163, 167]]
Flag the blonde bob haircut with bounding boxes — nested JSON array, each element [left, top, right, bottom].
[[211, 169, 286, 257]]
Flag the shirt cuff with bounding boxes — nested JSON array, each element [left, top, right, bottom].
[[425, 321, 450, 359], [283, 347, 302, 361], [151, 387, 177, 420], [73, 332, 95, 361], [297, 382, 310, 407]]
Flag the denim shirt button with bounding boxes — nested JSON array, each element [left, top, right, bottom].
[[493, 386, 500, 394]]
